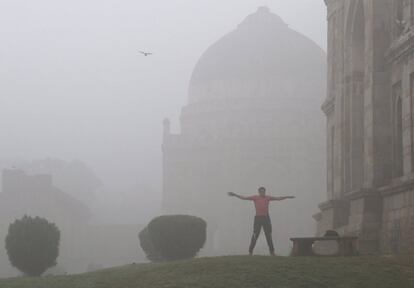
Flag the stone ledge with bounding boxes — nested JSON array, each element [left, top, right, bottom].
[[379, 174, 414, 197], [343, 188, 378, 201], [318, 199, 336, 211]]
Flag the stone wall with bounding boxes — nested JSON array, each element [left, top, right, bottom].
[[347, 198, 364, 234], [381, 189, 414, 254], [319, 0, 414, 255]]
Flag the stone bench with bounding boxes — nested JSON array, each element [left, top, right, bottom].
[[290, 236, 358, 256]]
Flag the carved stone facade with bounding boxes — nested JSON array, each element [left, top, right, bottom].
[[163, 7, 326, 255], [317, 0, 414, 254]]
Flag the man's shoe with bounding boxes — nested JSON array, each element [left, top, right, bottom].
[[270, 251, 276, 256]]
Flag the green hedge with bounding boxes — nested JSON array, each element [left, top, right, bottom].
[[139, 227, 163, 262], [140, 215, 206, 261]]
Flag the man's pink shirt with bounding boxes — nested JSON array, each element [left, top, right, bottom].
[[246, 195, 271, 216]]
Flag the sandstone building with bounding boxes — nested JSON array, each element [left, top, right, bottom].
[[163, 7, 326, 255], [317, 0, 414, 254]]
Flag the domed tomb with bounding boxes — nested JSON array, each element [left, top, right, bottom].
[[189, 6, 324, 103], [180, 7, 326, 140], [163, 7, 326, 255]]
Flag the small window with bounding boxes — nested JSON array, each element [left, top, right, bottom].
[[393, 82, 403, 178]]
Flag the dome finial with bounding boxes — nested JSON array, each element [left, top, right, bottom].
[[257, 6, 270, 14]]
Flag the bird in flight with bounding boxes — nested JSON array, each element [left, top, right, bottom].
[[139, 51, 153, 56]]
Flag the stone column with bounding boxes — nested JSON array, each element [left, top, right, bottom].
[[363, 0, 375, 188], [370, 1, 393, 186], [355, 0, 389, 254]]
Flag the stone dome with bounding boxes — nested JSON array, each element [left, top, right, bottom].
[[188, 7, 326, 104]]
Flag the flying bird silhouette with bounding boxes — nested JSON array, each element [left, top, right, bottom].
[[139, 51, 153, 56]]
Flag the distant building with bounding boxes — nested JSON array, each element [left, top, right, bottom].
[[317, 0, 414, 254], [0, 168, 90, 233], [0, 169, 89, 276], [163, 7, 327, 255], [0, 169, 143, 277], [0, 158, 102, 206]]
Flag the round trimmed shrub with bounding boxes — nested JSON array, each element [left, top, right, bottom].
[[5, 215, 61, 277], [138, 227, 162, 262], [142, 215, 206, 261]]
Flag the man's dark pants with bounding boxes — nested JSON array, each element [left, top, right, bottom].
[[249, 215, 275, 254]]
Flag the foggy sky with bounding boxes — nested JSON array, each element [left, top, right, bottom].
[[0, 0, 326, 208]]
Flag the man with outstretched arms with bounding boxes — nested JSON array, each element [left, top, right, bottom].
[[228, 187, 295, 256]]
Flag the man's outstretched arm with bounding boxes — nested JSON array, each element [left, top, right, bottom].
[[269, 196, 295, 201], [228, 192, 250, 200]]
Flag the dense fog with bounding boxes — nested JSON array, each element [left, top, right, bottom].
[[0, 0, 327, 277]]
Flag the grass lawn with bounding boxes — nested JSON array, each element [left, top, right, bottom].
[[1, 256, 414, 288]]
